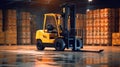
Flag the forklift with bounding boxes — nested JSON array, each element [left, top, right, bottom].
[[36, 3, 83, 51], [36, 3, 103, 52]]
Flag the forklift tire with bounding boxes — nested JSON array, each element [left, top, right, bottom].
[[37, 40, 45, 50], [54, 38, 65, 51]]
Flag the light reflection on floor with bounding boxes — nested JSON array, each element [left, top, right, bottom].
[[0, 47, 120, 67]]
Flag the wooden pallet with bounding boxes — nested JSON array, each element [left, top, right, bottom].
[[112, 44, 120, 46], [5, 44, 17, 46], [100, 44, 109, 46], [0, 44, 5, 46]]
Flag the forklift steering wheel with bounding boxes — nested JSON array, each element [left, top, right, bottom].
[[47, 24, 54, 32]]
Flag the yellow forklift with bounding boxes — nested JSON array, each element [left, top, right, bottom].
[[36, 3, 83, 51]]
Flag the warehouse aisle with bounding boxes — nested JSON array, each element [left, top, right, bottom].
[[0, 46, 120, 67]]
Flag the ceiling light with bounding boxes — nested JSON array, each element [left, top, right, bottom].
[[87, 9, 90, 12], [88, 0, 92, 2]]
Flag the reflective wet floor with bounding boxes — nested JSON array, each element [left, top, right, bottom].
[[0, 46, 120, 67]]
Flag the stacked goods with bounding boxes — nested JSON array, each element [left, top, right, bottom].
[[76, 14, 86, 39], [94, 9, 101, 44], [86, 10, 94, 44], [0, 32, 4, 44], [67, 14, 86, 38], [119, 15, 120, 32], [119, 8, 120, 32], [18, 12, 31, 45], [86, 8, 115, 45], [31, 21, 37, 45], [99, 8, 109, 45], [30, 15, 37, 45], [112, 33, 120, 46], [5, 9, 17, 45], [0, 10, 5, 44]]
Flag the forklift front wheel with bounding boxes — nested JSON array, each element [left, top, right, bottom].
[[54, 38, 65, 51], [37, 40, 45, 50]]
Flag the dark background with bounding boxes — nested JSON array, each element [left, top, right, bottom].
[[0, 0, 120, 29]]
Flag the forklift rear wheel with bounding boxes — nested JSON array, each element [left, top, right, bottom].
[[37, 40, 45, 50], [54, 38, 65, 51]]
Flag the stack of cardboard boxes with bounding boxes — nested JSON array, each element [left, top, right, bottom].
[[5, 9, 17, 45], [86, 8, 116, 45], [0, 10, 5, 44], [18, 12, 31, 45]]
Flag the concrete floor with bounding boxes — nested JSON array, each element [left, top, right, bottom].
[[0, 46, 120, 67]]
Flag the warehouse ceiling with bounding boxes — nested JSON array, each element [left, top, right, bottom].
[[0, 0, 120, 13]]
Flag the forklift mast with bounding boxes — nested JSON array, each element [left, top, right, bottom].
[[61, 3, 77, 49]]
